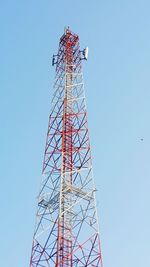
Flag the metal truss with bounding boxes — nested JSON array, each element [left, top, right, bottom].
[[30, 28, 103, 267]]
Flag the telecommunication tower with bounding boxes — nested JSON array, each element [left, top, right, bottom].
[[29, 28, 103, 267]]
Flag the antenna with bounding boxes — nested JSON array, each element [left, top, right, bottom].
[[83, 47, 89, 60], [80, 46, 89, 60]]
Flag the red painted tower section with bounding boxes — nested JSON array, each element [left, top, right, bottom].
[[29, 28, 103, 267]]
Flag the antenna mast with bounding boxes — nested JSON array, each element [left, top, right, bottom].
[[29, 28, 103, 267]]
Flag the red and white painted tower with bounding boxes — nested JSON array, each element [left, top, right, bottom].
[[29, 28, 103, 267]]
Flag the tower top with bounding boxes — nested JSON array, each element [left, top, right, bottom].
[[64, 26, 70, 34]]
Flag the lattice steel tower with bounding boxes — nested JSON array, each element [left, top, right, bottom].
[[30, 28, 103, 267]]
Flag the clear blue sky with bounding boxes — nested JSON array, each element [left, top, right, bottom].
[[0, 1, 150, 266]]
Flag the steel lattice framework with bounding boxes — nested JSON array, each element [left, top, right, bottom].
[[30, 28, 103, 267]]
